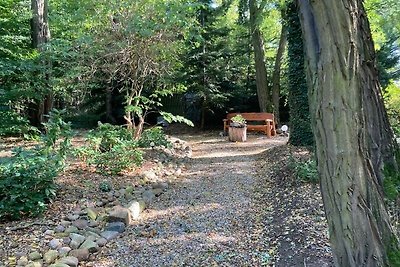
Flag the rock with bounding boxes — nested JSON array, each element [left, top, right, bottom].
[[54, 225, 65, 233], [141, 190, 155, 204], [152, 188, 163, 196], [142, 170, 157, 181], [65, 226, 79, 234], [28, 251, 42, 261], [79, 239, 99, 253], [44, 250, 58, 264], [175, 168, 182, 176], [49, 239, 62, 250], [152, 182, 168, 191], [105, 222, 125, 233], [88, 220, 99, 227], [58, 256, 79, 267], [60, 221, 71, 227], [44, 230, 55, 236], [68, 249, 89, 261], [26, 262, 42, 267], [67, 214, 79, 221], [85, 230, 101, 239], [62, 237, 71, 245], [127, 200, 146, 219], [86, 227, 101, 235], [17, 256, 28, 266], [72, 219, 88, 230], [69, 233, 86, 249], [108, 206, 131, 224], [96, 238, 107, 247], [58, 247, 71, 257], [48, 264, 70, 267], [100, 231, 119, 241], [86, 208, 98, 221]]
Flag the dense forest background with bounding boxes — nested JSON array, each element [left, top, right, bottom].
[[2, 0, 397, 137]]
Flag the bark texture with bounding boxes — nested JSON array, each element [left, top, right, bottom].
[[272, 26, 287, 126], [249, 0, 270, 112], [298, 0, 399, 266], [30, 0, 52, 125]]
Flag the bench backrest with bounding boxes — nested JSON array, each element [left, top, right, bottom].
[[226, 112, 274, 121]]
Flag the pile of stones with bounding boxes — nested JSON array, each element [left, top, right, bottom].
[[9, 180, 171, 267]]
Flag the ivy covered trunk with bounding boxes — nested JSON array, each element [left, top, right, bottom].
[[285, 0, 313, 146], [298, 0, 399, 266]]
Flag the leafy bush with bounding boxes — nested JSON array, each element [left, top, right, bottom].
[[99, 181, 112, 192], [138, 126, 171, 148], [289, 156, 319, 184], [76, 123, 143, 175], [0, 110, 39, 138], [0, 110, 72, 220]]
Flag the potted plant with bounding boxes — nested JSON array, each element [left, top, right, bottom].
[[229, 114, 247, 142]]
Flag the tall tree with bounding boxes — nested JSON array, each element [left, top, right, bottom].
[[30, 0, 52, 126], [271, 24, 286, 126], [249, 0, 270, 112], [298, 0, 399, 266]]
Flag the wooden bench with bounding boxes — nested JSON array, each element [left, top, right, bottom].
[[223, 112, 276, 137]]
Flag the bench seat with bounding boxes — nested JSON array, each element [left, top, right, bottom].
[[223, 112, 276, 137]]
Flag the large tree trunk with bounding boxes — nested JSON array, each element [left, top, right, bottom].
[[298, 0, 399, 266], [249, 0, 270, 112], [31, 0, 52, 125], [272, 25, 287, 126]]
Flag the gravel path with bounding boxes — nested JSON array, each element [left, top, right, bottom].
[[93, 134, 287, 266]]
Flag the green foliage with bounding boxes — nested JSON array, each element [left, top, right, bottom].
[[138, 127, 171, 148], [231, 114, 246, 124], [289, 156, 319, 184], [383, 162, 400, 201], [76, 123, 143, 175], [0, 110, 38, 137], [285, 0, 313, 147], [159, 111, 194, 127], [99, 181, 112, 192], [384, 82, 400, 136], [0, 111, 72, 220]]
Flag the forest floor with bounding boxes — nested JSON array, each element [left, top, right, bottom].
[[0, 128, 333, 266]]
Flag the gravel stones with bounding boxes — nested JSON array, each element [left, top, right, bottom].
[[48, 238, 62, 250], [127, 200, 145, 219], [49, 264, 70, 267], [69, 233, 86, 249], [86, 208, 98, 221], [68, 248, 89, 261], [54, 225, 65, 233], [105, 222, 126, 233], [108, 206, 131, 225], [72, 219, 88, 230], [96, 238, 108, 247], [141, 190, 155, 204], [65, 226, 79, 234], [79, 239, 99, 253], [44, 250, 58, 264], [58, 247, 72, 256], [28, 251, 42, 261], [17, 256, 29, 266], [100, 231, 119, 241], [67, 214, 79, 221], [57, 256, 79, 267]]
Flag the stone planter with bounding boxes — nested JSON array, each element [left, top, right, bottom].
[[228, 126, 247, 142]]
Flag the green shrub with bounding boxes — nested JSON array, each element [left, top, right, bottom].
[[0, 110, 39, 138], [0, 110, 72, 220], [76, 122, 143, 175], [99, 181, 112, 192], [138, 126, 171, 148], [289, 155, 319, 184]]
